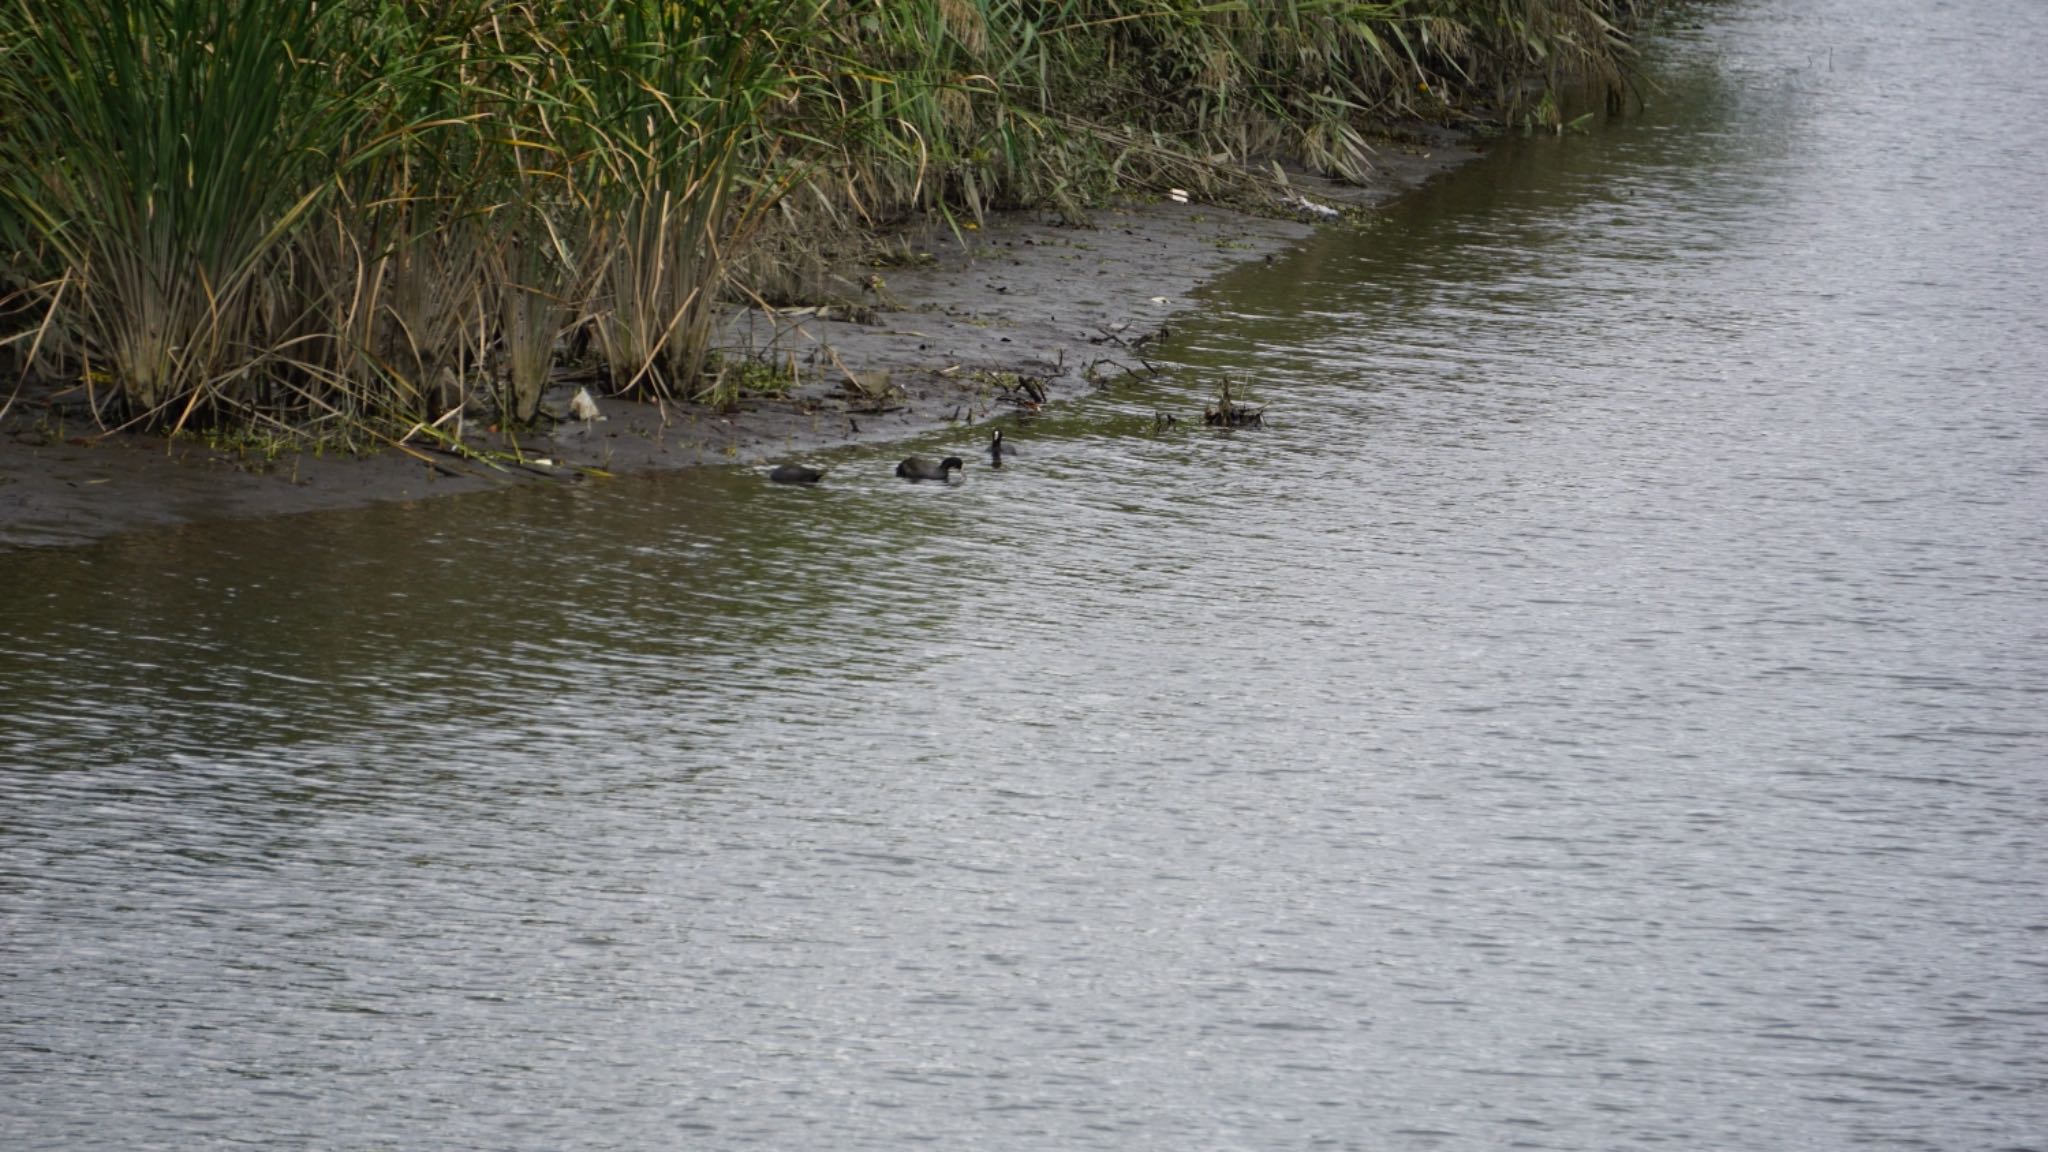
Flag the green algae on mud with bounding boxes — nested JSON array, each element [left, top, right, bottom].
[[0, 198, 1310, 546]]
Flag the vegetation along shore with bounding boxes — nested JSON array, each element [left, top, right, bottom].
[[1, 0, 1658, 545]]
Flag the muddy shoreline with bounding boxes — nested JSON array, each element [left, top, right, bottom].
[[0, 135, 1477, 550]]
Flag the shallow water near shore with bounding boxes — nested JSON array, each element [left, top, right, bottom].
[[5, 0, 2046, 1147]]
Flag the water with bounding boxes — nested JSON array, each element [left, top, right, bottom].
[[6, 2, 2047, 1147]]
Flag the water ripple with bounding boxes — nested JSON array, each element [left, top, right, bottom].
[[7, 2, 2048, 1148]]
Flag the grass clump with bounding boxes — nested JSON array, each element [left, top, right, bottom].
[[0, 1, 1656, 443]]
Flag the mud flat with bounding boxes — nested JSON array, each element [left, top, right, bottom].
[[0, 135, 1475, 549]]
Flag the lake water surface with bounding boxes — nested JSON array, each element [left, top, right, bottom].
[[5, 1, 2046, 1148]]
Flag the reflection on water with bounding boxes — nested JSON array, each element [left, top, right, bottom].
[[5, 1, 2046, 1147]]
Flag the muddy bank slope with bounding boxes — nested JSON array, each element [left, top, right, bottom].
[[0, 138, 1475, 549]]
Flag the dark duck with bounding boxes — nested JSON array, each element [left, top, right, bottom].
[[895, 455, 964, 482]]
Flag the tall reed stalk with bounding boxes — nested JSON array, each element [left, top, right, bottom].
[[552, 2, 803, 402]]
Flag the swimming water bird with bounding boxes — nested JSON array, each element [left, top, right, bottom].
[[988, 429, 1012, 469], [768, 464, 824, 484], [895, 456, 964, 482]]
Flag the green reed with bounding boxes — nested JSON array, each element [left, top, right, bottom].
[[0, 0, 1651, 438], [0, 1, 359, 424]]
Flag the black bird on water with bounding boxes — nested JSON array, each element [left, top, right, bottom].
[[895, 456, 964, 482], [768, 464, 824, 484], [988, 428, 1013, 469]]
